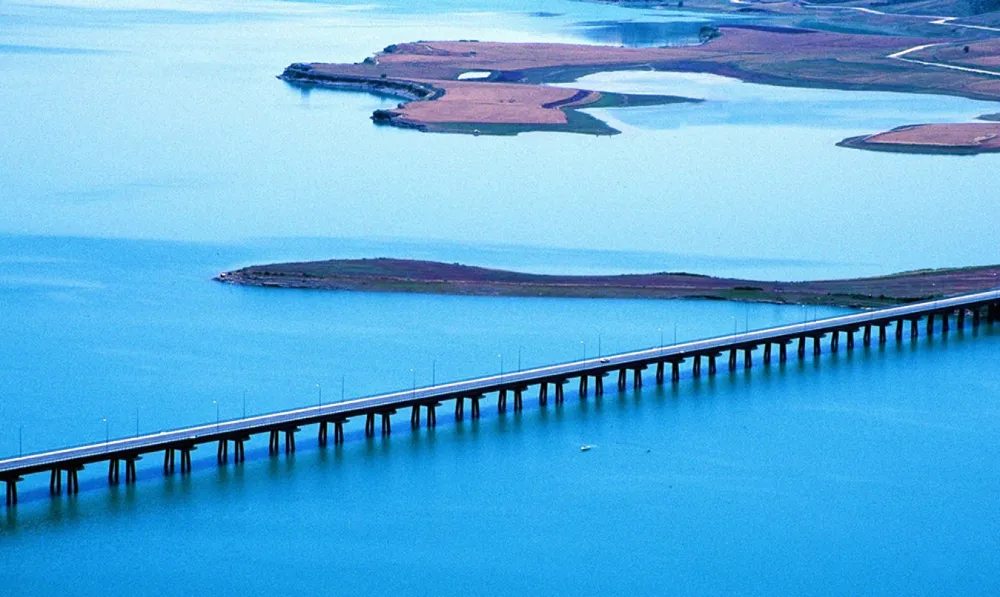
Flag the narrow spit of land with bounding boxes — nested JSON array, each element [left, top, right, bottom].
[[216, 258, 1000, 308]]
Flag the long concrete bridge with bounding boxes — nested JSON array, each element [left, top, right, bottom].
[[3, 289, 999, 507]]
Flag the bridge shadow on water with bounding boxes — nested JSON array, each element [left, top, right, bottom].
[[3, 324, 996, 533]]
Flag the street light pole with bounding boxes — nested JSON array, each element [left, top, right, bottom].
[[103, 417, 109, 450], [316, 383, 322, 408], [341, 376, 345, 402], [517, 346, 523, 372], [432, 360, 436, 386], [498, 353, 504, 382], [580, 340, 586, 362], [410, 368, 416, 400], [598, 334, 602, 358], [213, 400, 219, 430], [19, 426, 23, 457], [243, 389, 247, 419]]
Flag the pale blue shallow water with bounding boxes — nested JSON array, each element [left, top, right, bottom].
[[2, 0, 1000, 593]]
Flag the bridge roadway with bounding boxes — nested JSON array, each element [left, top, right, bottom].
[[3, 288, 999, 505]]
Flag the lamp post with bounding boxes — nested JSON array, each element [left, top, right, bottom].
[[19, 426, 23, 457], [732, 316, 738, 338], [103, 417, 109, 450], [410, 368, 416, 400], [213, 400, 219, 431], [432, 360, 436, 386], [316, 383, 322, 408], [341, 376, 345, 402], [598, 334, 602, 358], [659, 327, 663, 353], [498, 353, 504, 382], [674, 323, 678, 344], [243, 389, 247, 419], [517, 346, 523, 372], [136, 407, 139, 438], [580, 340, 586, 362]]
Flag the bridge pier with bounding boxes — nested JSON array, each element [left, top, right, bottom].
[[234, 438, 246, 463], [51, 467, 81, 495], [365, 413, 376, 437], [763, 344, 771, 366], [4, 478, 18, 506], [217, 439, 229, 464], [879, 324, 888, 344], [426, 404, 438, 428], [728, 349, 737, 372], [692, 355, 701, 377], [555, 380, 566, 404], [497, 389, 507, 412], [896, 319, 904, 341], [472, 395, 482, 419], [124, 457, 138, 484], [455, 397, 465, 421], [927, 313, 935, 335], [779, 342, 788, 363], [910, 318, 920, 339], [319, 421, 329, 446], [863, 325, 871, 346], [538, 383, 548, 406], [973, 309, 981, 328], [269, 430, 280, 454], [942, 311, 950, 333], [108, 459, 120, 485], [617, 369, 627, 391], [797, 336, 806, 359], [410, 405, 421, 428], [846, 330, 855, 350], [380, 412, 392, 436], [594, 374, 604, 396], [578, 375, 588, 397], [163, 449, 175, 474], [813, 335, 822, 356], [671, 360, 681, 382], [334, 420, 346, 444], [655, 362, 664, 384], [743, 348, 753, 369], [513, 389, 525, 412], [830, 331, 839, 352], [708, 355, 717, 376], [284, 429, 297, 453], [958, 309, 966, 328], [632, 368, 643, 389]]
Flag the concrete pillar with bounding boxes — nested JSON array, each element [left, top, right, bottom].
[[743, 348, 753, 369], [633, 368, 642, 389], [4, 479, 17, 507], [578, 375, 588, 397], [234, 439, 245, 463], [763, 343, 772, 366], [830, 331, 839, 352], [942, 311, 950, 333], [927, 313, 935, 335], [410, 405, 421, 428], [380, 412, 391, 436], [555, 381, 565, 404], [708, 355, 717, 376], [538, 383, 548, 406], [910, 318, 919, 339], [269, 430, 280, 454], [973, 309, 981, 328], [365, 413, 376, 437], [498, 389, 507, 412], [879, 325, 887, 345], [617, 369, 627, 391], [594, 375, 604, 396], [454, 397, 465, 421], [124, 458, 137, 485], [671, 361, 680, 382], [728, 349, 737, 372], [798, 336, 806, 359], [693, 355, 701, 377], [334, 420, 346, 444], [863, 325, 871, 346], [284, 430, 296, 453], [426, 405, 437, 428], [896, 319, 904, 341], [163, 449, 175, 474], [108, 459, 120, 485], [514, 389, 523, 412], [472, 396, 482, 419], [846, 330, 855, 350], [319, 421, 329, 446], [958, 309, 966, 328], [813, 336, 821, 355], [779, 342, 788, 363]]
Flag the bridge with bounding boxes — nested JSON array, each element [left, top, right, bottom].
[[3, 289, 999, 507]]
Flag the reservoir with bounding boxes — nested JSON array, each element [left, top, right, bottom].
[[2, 0, 998, 593]]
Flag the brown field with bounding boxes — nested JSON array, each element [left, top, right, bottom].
[[840, 122, 1000, 154]]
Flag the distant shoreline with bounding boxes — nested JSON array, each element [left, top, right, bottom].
[[216, 258, 1000, 308]]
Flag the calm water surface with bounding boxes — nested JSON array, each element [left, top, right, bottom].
[[2, 0, 999, 593]]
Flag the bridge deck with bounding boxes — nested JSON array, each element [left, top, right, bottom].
[[2, 289, 998, 481]]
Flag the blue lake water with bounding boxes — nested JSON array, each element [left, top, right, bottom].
[[2, 0, 1000, 593]]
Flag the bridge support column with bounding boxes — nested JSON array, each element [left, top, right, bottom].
[[779, 342, 788, 363], [813, 336, 822, 356], [671, 361, 681, 382], [410, 406, 421, 428], [942, 311, 950, 333], [728, 349, 737, 372], [163, 449, 176, 474], [180, 448, 192, 474], [4, 479, 18, 507], [108, 459, 120, 485], [124, 457, 138, 484], [514, 389, 524, 412], [217, 439, 229, 464], [958, 309, 966, 328], [896, 319, 904, 341], [847, 330, 855, 350], [234, 439, 245, 463], [879, 325, 888, 345], [594, 375, 604, 396], [538, 383, 548, 406], [498, 389, 507, 412], [380, 412, 392, 436], [472, 396, 482, 419], [318, 421, 329, 446], [617, 369, 627, 391], [365, 413, 376, 437], [455, 397, 465, 421], [655, 362, 664, 385], [555, 381, 565, 404], [797, 337, 806, 359], [269, 430, 280, 455], [50, 469, 61, 494], [927, 313, 935, 335], [334, 420, 346, 444], [763, 344, 772, 366], [973, 309, 981, 328], [284, 430, 296, 453], [692, 355, 701, 377], [863, 325, 871, 346], [633, 368, 643, 389], [578, 376, 588, 397], [910, 318, 919, 339], [708, 355, 717, 376], [743, 348, 753, 370], [830, 331, 839, 353], [426, 405, 437, 428]]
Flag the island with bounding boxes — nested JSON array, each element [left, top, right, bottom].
[[215, 258, 1000, 308], [281, 25, 1000, 138]]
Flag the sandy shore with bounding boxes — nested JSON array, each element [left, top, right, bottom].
[[216, 258, 1000, 308]]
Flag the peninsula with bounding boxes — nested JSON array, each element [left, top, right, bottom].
[[215, 258, 1000, 308], [280, 11, 1000, 148]]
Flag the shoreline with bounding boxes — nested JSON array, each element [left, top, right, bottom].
[[215, 258, 1000, 309]]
